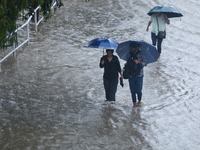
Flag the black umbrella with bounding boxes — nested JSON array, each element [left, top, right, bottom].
[[147, 5, 183, 18]]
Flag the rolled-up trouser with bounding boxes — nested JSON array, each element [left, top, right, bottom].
[[103, 77, 118, 101], [151, 32, 163, 53], [128, 76, 143, 103]]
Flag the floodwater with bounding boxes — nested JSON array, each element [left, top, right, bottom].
[[1, 0, 200, 149]]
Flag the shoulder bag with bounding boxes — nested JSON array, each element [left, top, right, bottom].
[[123, 51, 141, 79], [156, 16, 166, 39]]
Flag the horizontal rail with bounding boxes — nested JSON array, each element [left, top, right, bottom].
[[35, 1, 57, 30], [51, 2, 57, 9], [0, 0, 57, 72], [6, 16, 32, 38], [37, 16, 44, 26], [34, 6, 40, 12], [15, 16, 33, 33], [0, 39, 28, 63]]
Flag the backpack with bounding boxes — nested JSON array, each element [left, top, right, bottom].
[[123, 51, 141, 79]]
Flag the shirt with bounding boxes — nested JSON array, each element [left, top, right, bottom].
[[150, 13, 167, 36], [127, 50, 147, 77], [99, 55, 121, 79]]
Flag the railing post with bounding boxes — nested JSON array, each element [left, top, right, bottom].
[[35, 11, 37, 32], [27, 23, 29, 44], [52, 0, 54, 12], [13, 41, 16, 57], [15, 32, 18, 47]]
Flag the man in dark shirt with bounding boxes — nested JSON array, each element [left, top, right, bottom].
[[127, 42, 147, 107], [99, 49, 123, 104]]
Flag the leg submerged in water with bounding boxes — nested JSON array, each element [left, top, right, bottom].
[[109, 78, 118, 102], [151, 32, 157, 46], [129, 77, 138, 107], [129, 77, 143, 107], [157, 38, 163, 59], [103, 78, 110, 101]]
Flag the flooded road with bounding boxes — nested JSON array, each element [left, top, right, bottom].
[[1, 0, 200, 149]]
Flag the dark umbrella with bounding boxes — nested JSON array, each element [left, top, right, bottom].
[[116, 40, 160, 64], [147, 5, 183, 18]]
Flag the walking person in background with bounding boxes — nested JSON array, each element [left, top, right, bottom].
[[100, 49, 123, 104], [126, 42, 147, 107], [146, 12, 170, 59]]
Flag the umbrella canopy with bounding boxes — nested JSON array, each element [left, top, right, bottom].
[[147, 5, 183, 18], [116, 40, 160, 64], [84, 38, 118, 50]]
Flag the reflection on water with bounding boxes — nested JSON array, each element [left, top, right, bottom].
[[1, 0, 200, 149]]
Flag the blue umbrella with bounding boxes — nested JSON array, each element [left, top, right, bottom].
[[84, 38, 118, 50], [116, 40, 160, 64], [147, 5, 183, 18]]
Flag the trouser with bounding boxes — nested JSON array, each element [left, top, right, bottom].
[[151, 32, 163, 53], [103, 77, 118, 101], [128, 76, 143, 103]]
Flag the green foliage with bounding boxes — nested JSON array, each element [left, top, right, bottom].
[[0, 0, 63, 48], [0, 0, 27, 48], [40, 0, 63, 20]]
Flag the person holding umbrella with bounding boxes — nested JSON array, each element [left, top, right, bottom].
[[125, 42, 147, 107], [99, 49, 123, 104], [146, 5, 183, 58], [116, 40, 159, 107], [146, 12, 170, 58], [84, 38, 123, 103]]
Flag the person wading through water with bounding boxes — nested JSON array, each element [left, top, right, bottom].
[[126, 42, 147, 107], [146, 12, 170, 59], [99, 49, 123, 104]]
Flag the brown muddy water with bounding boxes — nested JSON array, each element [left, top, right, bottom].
[[0, 0, 200, 149]]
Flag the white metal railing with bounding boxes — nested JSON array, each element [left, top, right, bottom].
[[34, 6, 44, 32], [0, 0, 57, 72]]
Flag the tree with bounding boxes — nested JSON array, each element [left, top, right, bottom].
[[0, 0, 63, 48], [0, 0, 28, 48]]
